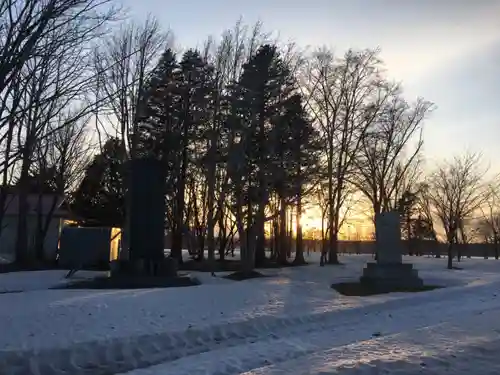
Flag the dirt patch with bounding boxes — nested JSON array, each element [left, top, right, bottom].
[[223, 270, 268, 281], [181, 258, 309, 273], [0, 290, 24, 294], [331, 281, 443, 296], [53, 275, 200, 289]]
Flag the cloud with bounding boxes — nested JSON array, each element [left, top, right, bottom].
[[371, 4, 500, 83]]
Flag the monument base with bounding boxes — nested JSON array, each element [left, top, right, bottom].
[[360, 262, 424, 291], [110, 257, 179, 278], [57, 257, 200, 289]]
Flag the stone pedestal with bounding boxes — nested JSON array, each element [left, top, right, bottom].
[[360, 262, 423, 290], [110, 257, 178, 278], [360, 211, 423, 290]]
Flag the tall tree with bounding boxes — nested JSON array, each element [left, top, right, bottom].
[[194, 20, 270, 266], [140, 48, 215, 263], [28, 116, 92, 260], [227, 44, 298, 271], [301, 49, 391, 264], [0, 0, 118, 263], [425, 153, 489, 269], [94, 15, 170, 159], [354, 94, 432, 215], [477, 183, 500, 259], [272, 94, 321, 264]]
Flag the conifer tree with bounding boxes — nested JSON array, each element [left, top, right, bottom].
[[228, 44, 298, 269]]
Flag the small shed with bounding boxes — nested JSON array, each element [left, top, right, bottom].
[[58, 226, 122, 270]]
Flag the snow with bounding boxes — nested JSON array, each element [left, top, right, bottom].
[[1, 253, 500, 375], [0, 270, 103, 293], [240, 309, 500, 375]]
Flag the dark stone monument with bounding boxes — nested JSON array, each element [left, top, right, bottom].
[[127, 158, 165, 263], [360, 211, 423, 290], [112, 157, 179, 278], [57, 159, 200, 288]]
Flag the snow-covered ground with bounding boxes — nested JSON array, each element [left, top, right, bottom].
[[1, 253, 500, 375]]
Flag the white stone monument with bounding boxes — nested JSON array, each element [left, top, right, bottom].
[[360, 211, 423, 290], [375, 211, 403, 264]]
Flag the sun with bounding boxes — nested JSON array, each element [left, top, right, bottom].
[[301, 216, 323, 230]]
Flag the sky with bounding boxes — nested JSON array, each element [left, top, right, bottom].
[[121, 0, 500, 172], [119, 0, 500, 235]]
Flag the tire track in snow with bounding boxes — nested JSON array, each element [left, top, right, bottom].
[[1, 281, 499, 375], [119, 288, 500, 375], [242, 309, 500, 375]]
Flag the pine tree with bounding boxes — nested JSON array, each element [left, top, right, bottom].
[[137, 48, 179, 161], [228, 44, 298, 270], [270, 93, 321, 264], [170, 49, 215, 262], [140, 48, 215, 263]]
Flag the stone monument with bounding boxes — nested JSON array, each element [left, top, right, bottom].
[[113, 157, 178, 278], [360, 211, 423, 290]]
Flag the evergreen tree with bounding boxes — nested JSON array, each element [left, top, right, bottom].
[[140, 48, 215, 262], [228, 44, 298, 269], [276, 94, 321, 264], [137, 48, 179, 161]]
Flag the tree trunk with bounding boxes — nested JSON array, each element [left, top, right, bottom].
[[205, 158, 216, 268], [254, 215, 266, 266], [278, 198, 287, 264], [15, 148, 32, 264], [320, 210, 326, 266], [328, 232, 340, 264], [0, 121, 15, 238], [288, 206, 293, 258], [171, 145, 188, 264], [447, 242, 453, 269], [495, 236, 499, 260], [254, 188, 267, 266], [243, 200, 255, 273], [326, 165, 339, 264], [293, 192, 305, 265]]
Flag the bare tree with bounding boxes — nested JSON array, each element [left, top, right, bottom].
[[353, 92, 433, 216], [0, 0, 119, 264], [201, 19, 268, 270], [0, 0, 117, 97], [94, 15, 170, 158], [14, 38, 95, 261], [301, 48, 390, 264], [425, 153, 490, 269], [34, 114, 93, 193], [0, 0, 118, 167], [29, 115, 92, 260], [477, 182, 500, 259], [351, 89, 433, 261]]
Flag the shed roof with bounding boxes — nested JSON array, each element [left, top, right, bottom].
[[2, 193, 66, 217]]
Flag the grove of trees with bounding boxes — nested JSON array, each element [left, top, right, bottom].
[[1, 1, 498, 271]]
